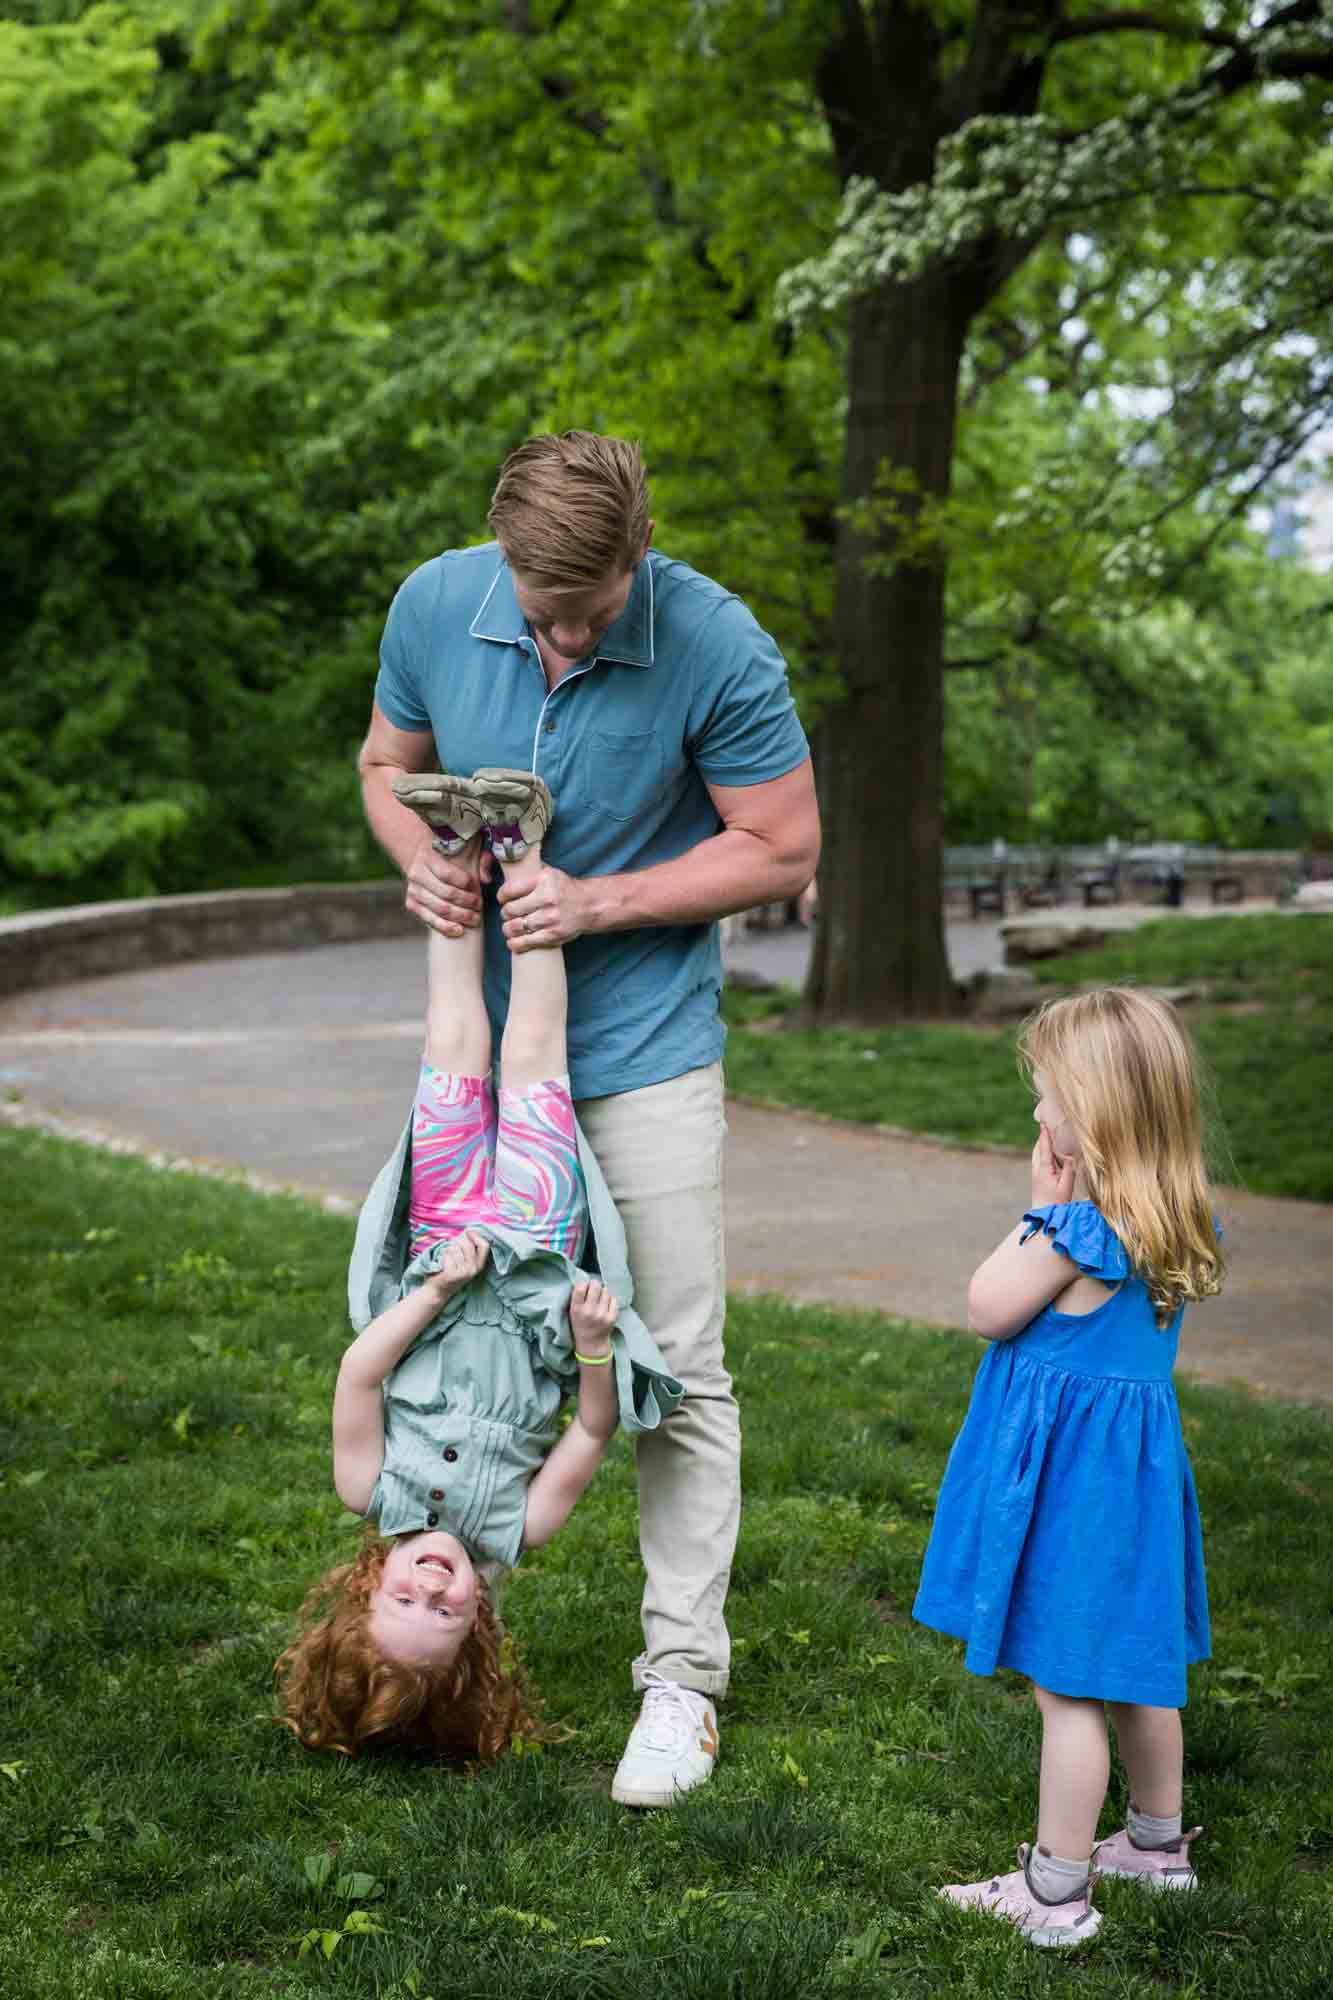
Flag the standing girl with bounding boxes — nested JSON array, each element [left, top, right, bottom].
[[913, 987, 1224, 1947], [276, 770, 681, 1762]]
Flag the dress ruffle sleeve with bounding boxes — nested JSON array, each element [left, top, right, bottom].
[[1020, 1201, 1132, 1282]]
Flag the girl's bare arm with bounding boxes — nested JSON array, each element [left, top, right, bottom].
[[968, 1126, 1079, 1339], [521, 1279, 619, 1549], [332, 1234, 489, 1511]]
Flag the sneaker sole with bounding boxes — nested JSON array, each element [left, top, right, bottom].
[[1096, 1865, 1197, 1892], [1026, 1909, 1102, 1949], [611, 1768, 714, 1809], [610, 1781, 679, 1809], [942, 1896, 1102, 1949]]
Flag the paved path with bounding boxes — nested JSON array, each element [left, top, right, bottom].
[[2, 911, 1328, 1406]]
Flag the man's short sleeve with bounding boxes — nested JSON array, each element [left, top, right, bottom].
[[374, 564, 436, 732], [687, 596, 809, 787]]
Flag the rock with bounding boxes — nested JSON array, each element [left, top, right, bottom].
[[1071, 981, 1204, 1009], [1288, 882, 1333, 910], [963, 967, 1046, 1020], [1001, 923, 1105, 963], [1153, 985, 1203, 1009]]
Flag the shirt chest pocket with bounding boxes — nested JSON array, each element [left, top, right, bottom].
[[580, 729, 667, 821]]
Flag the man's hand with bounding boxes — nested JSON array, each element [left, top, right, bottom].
[[405, 834, 495, 937], [497, 860, 597, 951], [1031, 1123, 1076, 1208]]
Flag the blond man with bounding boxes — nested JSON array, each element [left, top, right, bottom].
[[359, 431, 819, 1804]]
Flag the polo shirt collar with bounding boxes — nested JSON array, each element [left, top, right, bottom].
[[468, 552, 655, 668]]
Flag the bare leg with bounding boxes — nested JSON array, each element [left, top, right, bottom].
[[1034, 1685, 1109, 1862], [497, 841, 569, 1093], [423, 835, 490, 1076], [1108, 1703, 1184, 1818]]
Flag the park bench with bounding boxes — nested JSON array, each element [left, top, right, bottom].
[[1125, 844, 1188, 907], [1008, 846, 1064, 908], [943, 845, 1009, 918], [1067, 845, 1122, 906], [907, 841, 1297, 927], [943, 845, 1087, 915], [1125, 844, 1246, 905], [1192, 846, 1245, 904]]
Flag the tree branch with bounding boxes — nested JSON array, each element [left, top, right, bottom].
[[1049, 11, 1241, 52], [944, 653, 1004, 672]]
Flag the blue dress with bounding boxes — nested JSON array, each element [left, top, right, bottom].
[[913, 1202, 1211, 1708]]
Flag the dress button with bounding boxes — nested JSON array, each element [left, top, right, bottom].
[[429, 1488, 445, 1501], [425, 1510, 439, 1526], [442, 1447, 459, 1463], [544, 719, 557, 733]]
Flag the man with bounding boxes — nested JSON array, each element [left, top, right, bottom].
[[358, 431, 819, 1804]]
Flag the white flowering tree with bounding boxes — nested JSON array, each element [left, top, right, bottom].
[[781, 0, 1333, 1019]]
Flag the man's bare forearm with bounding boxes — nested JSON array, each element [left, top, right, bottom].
[[579, 825, 816, 935], [359, 754, 431, 875]]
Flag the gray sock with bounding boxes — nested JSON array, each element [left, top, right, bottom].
[[1025, 1844, 1091, 1905], [1127, 1801, 1183, 1850]]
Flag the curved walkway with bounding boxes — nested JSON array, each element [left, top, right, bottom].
[[2, 924, 1328, 1407]]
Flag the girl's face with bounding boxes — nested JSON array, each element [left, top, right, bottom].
[[370, 1530, 479, 1667], [1033, 1069, 1081, 1164]]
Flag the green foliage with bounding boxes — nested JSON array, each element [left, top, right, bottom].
[[943, 545, 1333, 847], [3, 1, 1332, 917], [1, 4, 530, 899]]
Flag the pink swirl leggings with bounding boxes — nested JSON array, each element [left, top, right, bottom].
[[408, 1064, 588, 1263]]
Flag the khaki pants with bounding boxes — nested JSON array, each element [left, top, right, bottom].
[[576, 1062, 736, 1699]]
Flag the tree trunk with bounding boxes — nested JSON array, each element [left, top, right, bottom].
[[807, 270, 971, 1022]]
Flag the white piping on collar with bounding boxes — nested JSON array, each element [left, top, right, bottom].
[[468, 555, 655, 663], [468, 560, 509, 642]]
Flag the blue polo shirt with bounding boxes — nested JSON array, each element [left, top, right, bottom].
[[375, 543, 809, 1098]]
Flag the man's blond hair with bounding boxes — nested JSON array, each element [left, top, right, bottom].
[[488, 431, 650, 588]]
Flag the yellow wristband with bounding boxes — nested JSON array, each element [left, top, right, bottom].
[[574, 1349, 613, 1366]]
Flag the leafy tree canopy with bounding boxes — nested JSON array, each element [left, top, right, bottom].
[[3, 0, 1330, 938]]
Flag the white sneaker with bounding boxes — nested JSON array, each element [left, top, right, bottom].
[[611, 1670, 719, 1807]]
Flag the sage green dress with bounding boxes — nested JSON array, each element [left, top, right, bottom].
[[346, 1109, 684, 1568]]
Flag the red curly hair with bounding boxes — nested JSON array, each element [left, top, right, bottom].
[[274, 1535, 541, 1763]]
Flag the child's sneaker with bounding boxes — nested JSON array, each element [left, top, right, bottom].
[[470, 768, 553, 860], [1094, 1825, 1201, 1892], [939, 1843, 1101, 1949], [391, 773, 487, 855]]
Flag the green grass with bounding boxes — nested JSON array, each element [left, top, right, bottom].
[[722, 914, 1333, 1200], [3, 1127, 1331, 1998]]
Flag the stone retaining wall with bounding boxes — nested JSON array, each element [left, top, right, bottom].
[[0, 882, 417, 999]]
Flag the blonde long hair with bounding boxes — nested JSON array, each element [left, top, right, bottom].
[[1019, 987, 1224, 1326], [274, 1536, 541, 1763]]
